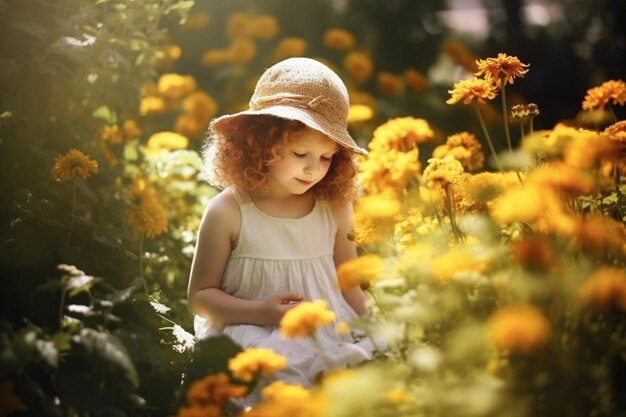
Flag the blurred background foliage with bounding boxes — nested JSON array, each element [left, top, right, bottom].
[[0, 0, 624, 416]]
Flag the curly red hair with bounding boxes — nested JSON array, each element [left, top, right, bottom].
[[202, 115, 359, 205]]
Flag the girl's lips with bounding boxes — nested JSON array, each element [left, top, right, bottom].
[[296, 179, 313, 186]]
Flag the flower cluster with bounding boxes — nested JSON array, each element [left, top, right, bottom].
[[227, 348, 287, 382], [127, 178, 168, 238], [279, 300, 336, 338], [172, 373, 247, 417], [52, 149, 99, 182]]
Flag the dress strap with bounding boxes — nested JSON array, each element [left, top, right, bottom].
[[230, 186, 252, 206]]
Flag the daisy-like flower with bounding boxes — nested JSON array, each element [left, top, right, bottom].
[[487, 304, 551, 353], [336, 254, 384, 291], [603, 120, 626, 143], [475, 53, 529, 86], [446, 77, 498, 105], [582, 79, 626, 110], [279, 300, 336, 338], [228, 348, 287, 382], [52, 149, 99, 182]]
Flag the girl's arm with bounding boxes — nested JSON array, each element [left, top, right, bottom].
[[332, 202, 369, 315], [187, 190, 303, 326]]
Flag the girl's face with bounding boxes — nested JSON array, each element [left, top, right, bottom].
[[267, 127, 339, 196]]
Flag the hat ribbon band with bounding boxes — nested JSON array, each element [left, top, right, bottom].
[[249, 93, 330, 111]]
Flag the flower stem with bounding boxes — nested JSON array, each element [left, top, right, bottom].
[[444, 186, 462, 242], [529, 117, 534, 136], [474, 103, 504, 172], [500, 80, 514, 153], [65, 178, 77, 247], [139, 233, 148, 295]]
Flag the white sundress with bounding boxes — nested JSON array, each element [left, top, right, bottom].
[[194, 187, 374, 387]]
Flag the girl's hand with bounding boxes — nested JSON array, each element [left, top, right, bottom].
[[262, 292, 305, 325]]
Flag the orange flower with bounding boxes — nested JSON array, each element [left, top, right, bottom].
[[228, 38, 257, 64], [404, 68, 429, 93], [603, 120, 626, 142], [228, 348, 286, 382], [525, 162, 597, 196], [368, 116, 434, 152], [336, 254, 384, 291], [582, 79, 626, 110], [323, 28, 355, 50], [343, 51, 373, 83], [487, 304, 550, 353], [52, 149, 99, 182], [377, 71, 404, 96], [441, 39, 478, 73], [186, 373, 247, 406], [422, 156, 464, 190], [273, 37, 307, 61], [279, 300, 336, 338], [128, 179, 167, 238], [475, 53, 529, 86], [511, 237, 554, 272], [432, 131, 484, 171], [250, 15, 279, 40], [446, 77, 498, 105], [578, 267, 626, 312]]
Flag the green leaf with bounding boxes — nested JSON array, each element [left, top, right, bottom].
[[78, 328, 139, 387], [92, 105, 117, 123]]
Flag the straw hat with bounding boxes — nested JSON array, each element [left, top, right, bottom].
[[210, 57, 367, 155]]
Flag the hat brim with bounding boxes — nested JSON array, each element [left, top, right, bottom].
[[210, 105, 368, 155]]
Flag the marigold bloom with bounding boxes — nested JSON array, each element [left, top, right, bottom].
[[603, 120, 626, 143], [377, 71, 405, 96], [183, 91, 218, 121], [432, 131, 484, 171], [525, 162, 597, 196], [570, 215, 626, 257], [146, 131, 189, 154], [578, 267, 626, 312], [128, 183, 168, 238], [564, 129, 620, 168], [343, 51, 373, 82], [511, 237, 554, 272], [447, 77, 498, 105], [475, 53, 529, 86], [431, 247, 485, 283], [487, 304, 550, 353], [273, 37, 307, 61], [226, 12, 252, 38], [404, 68, 429, 93], [422, 156, 464, 190], [323, 28, 355, 50], [336, 254, 384, 291], [279, 300, 336, 338], [157, 73, 197, 99], [358, 148, 420, 194], [347, 104, 374, 124], [261, 381, 312, 402], [201, 49, 231, 67], [139, 95, 166, 115], [228, 348, 286, 382], [153, 43, 182, 68], [581, 79, 626, 110], [441, 39, 478, 73], [369, 117, 434, 152], [250, 15, 279, 39], [228, 38, 257, 64], [186, 373, 247, 406], [247, 381, 322, 417], [53, 149, 99, 182], [454, 171, 518, 210]]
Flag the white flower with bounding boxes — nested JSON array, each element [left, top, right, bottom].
[[149, 301, 171, 314], [172, 324, 195, 353]]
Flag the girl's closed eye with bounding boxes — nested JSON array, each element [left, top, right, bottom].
[[293, 151, 307, 158]]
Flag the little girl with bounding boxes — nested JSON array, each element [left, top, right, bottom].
[[187, 57, 374, 388]]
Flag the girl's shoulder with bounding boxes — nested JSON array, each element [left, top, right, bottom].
[[328, 201, 355, 230], [200, 188, 241, 238]]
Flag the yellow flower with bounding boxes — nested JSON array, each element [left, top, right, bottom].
[[404, 68, 429, 93], [0, 383, 27, 416], [490, 183, 553, 224], [279, 300, 336, 338], [185, 373, 247, 406], [487, 304, 550, 353], [441, 39, 478, 73], [377, 71, 405, 96], [182, 91, 218, 121], [228, 38, 257, 64], [336, 254, 384, 291], [369, 117, 434, 152], [347, 104, 374, 124], [431, 247, 485, 283], [175, 113, 206, 138], [153, 43, 182, 68], [582, 79, 626, 110], [578, 267, 626, 312], [250, 15, 279, 39], [454, 171, 519, 213], [343, 51, 373, 82], [157, 73, 197, 99], [100, 124, 123, 143], [525, 162, 597, 196], [226, 12, 252, 38], [128, 183, 168, 238], [432, 131, 484, 171], [146, 131, 189, 154], [384, 387, 412, 404], [358, 147, 421, 195], [182, 12, 210, 30], [563, 129, 620, 169], [247, 381, 322, 417], [261, 381, 312, 402], [272, 37, 307, 61], [335, 322, 350, 335], [422, 156, 464, 190], [53, 149, 99, 182], [201, 49, 231, 67], [323, 28, 355, 50], [139, 95, 166, 115], [228, 348, 286, 382], [603, 120, 626, 143], [447, 77, 498, 105], [475, 53, 529, 86]]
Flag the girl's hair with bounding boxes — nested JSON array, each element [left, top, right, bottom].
[[202, 115, 359, 205]]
